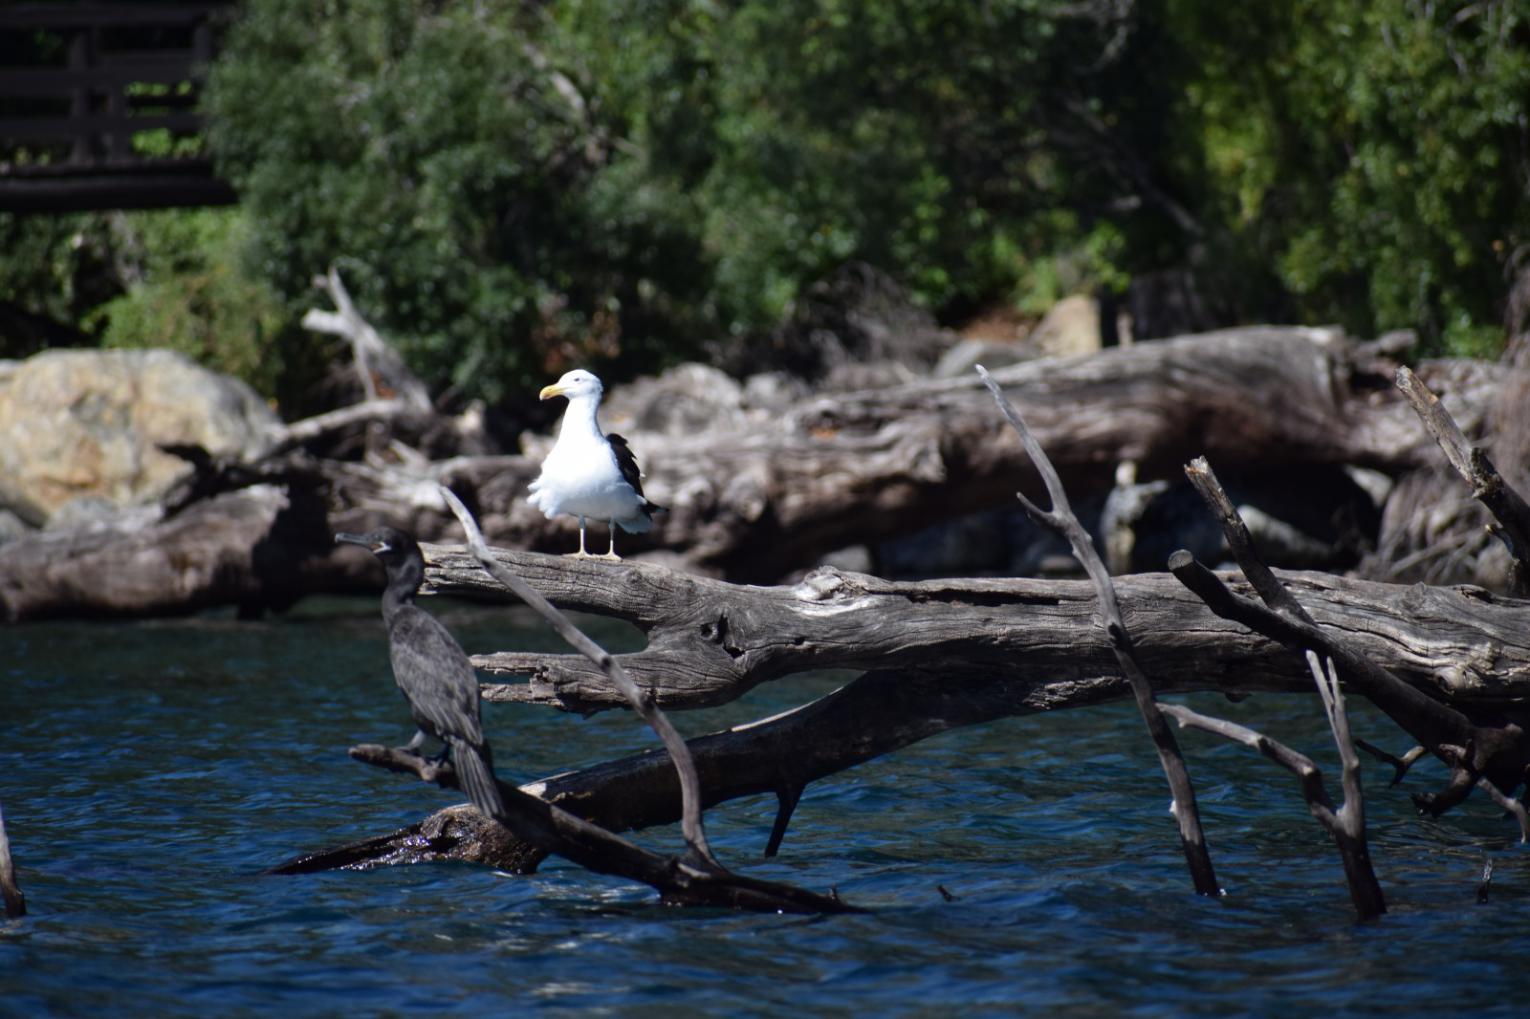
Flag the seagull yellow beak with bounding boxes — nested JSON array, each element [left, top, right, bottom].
[[539, 383, 565, 401]]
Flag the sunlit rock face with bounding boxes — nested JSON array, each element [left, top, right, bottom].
[[0, 348, 280, 526]]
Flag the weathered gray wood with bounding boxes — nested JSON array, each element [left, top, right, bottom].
[[1162, 653, 1386, 919], [421, 545, 1530, 714], [284, 548, 1530, 876], [0, 330, 1507, 620], [977, 364, 1220, 896], [1397, 365, 1530, 594], [437, 486, 719, 869], [0, 486, 349, 621], [274, 663, 1126, 874], [476, 328, 1481, 579]]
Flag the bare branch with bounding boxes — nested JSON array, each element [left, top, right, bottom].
[[1160, 702, 1334, 821], [436, 485, 717, 866], [1178, 456, 1530, 845], [976, 364, 1220, 897], [304, 266, 433, 417], [1397, 365, 1530, 592], [1354, 741, 1428, 787], [270, 399, 411, 451]]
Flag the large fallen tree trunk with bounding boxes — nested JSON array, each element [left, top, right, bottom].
[[421, 546, 1530, 714], [467, 328, 1500, 579], [278, 549, 1530, 874], [0, 328, 1506, 618]]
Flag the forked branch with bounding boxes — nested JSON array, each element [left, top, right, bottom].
[[976, 364, 1220, 897], [1161, 653, 1385, 919], [430, 484, 854, 912], [1176, 457, 1530, 839]]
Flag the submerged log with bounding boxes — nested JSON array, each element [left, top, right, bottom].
[[274, 663, 1131, 874]]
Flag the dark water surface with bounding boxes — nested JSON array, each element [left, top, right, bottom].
[[2, 598, 1526, 1017]]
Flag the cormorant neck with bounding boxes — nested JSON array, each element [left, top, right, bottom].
[[380, 557, 423, 623], [556, 393, 602, 441]]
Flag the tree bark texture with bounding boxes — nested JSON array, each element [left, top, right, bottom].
[[422, 545, 1530, 714], [469, 328, 1498, 580], [277, 548, 1530, 875], [0, 327, 1509, 618]]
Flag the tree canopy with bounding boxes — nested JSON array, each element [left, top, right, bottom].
[[2, 0, 1526, 406]]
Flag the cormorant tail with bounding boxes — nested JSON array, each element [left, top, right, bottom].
[[448, 736, 506, 822]]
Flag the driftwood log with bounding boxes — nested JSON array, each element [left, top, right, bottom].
[[422, 546, 1530, 713], [279, 546, 1530, 875], [0, 327, 1508, 619], [476, 328, 1494, 579]]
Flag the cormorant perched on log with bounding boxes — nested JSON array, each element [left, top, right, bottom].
[[528, 369, 662, 559], [336, 527, 504, 821]]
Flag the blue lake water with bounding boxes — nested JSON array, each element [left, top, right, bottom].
[[1, 597, 1526, 1016]]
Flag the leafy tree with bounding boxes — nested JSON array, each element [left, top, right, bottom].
[[7, 0, 1526, 398], [1162, 0, 1530, 355], [207, 0, 716, 402], [89, 209, 315, 406]]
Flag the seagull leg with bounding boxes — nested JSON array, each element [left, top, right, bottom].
[[569, 515, 591, 558], [599, 520, 622, 561]]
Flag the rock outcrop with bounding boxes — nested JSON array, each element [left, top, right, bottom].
[[0, 348, 280, 526]]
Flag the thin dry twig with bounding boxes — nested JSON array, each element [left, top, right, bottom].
[[437, 485, 718, 867], [976, 365, 1220, 897]]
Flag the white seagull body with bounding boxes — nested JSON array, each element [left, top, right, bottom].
[[528, 369, 660, 558]]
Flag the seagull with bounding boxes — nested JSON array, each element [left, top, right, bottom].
[[528, 369, 661, 559], [335, 527, 505, 822]]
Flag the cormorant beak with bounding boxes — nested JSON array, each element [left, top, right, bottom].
[[335, 532, 390, 554], [539, 383, 565, 401]]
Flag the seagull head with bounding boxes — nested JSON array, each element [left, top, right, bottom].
[[539, 369, 604, 403]]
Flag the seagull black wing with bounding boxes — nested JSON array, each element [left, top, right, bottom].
[[606, 433, 660, 509]]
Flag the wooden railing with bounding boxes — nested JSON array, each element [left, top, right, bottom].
[[0, 3, 236, 213]]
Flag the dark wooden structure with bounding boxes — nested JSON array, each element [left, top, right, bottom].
[[0, 3, 236, 213]]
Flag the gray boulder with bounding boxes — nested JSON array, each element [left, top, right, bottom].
[[0, 348, 280, 525]]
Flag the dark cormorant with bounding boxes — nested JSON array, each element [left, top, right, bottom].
[[336, 527, 504, 821]]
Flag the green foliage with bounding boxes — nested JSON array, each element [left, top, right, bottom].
[[0, 212, 122, 349], [207, 0, 716, 401], [1165, 0, 1530, 354], [207, 0, 1151, 395], [6, 0, 1526, 398], [88, 209, 306, 402]]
